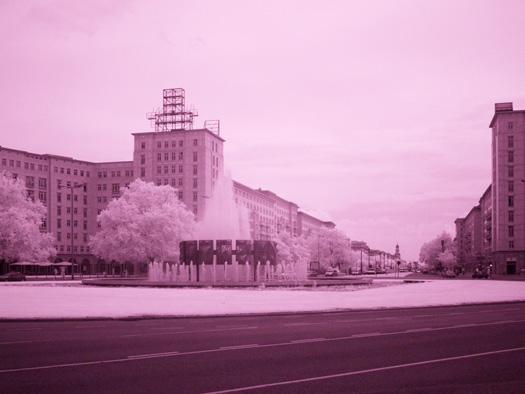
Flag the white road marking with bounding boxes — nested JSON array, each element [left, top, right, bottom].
[[121, 325, 258, 338], [1, 319, 524, 374], [74, 325, 107, 329], [284, 322, 326, 327], [0, 340, 34, 345], [219, 344, 259, 350], [200, 346, 525, 394], [128, 351, 179, 359], [291, 338, 326, 343], [352, 333, 380, 337]]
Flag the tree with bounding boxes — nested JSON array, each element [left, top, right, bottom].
[[306, 227, 352, 271], [0, 171, 56, 264], [89, 179, 196, 270], [419, 231, 456, 271]]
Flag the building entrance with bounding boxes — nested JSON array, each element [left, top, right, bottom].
[[506, 260, 516, 275]]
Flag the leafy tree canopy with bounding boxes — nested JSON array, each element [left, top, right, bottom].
[[305, 227, 352, 269], [419, 231, 456, 270], [0, 171, 56, 263], [89, 179, 196, 264]]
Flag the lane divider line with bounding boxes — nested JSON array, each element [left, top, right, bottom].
[[200, 346, 525, 394], [2, 319, 524, 374]]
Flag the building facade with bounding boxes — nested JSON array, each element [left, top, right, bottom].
[[0, 89, 335, 274], [455, 102, 525, 275]]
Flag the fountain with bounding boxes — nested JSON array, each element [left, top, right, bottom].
[[147, 173, 307, 285]]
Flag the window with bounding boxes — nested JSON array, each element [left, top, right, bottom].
[[74, 169, 78, 176], [508, 151, 514, 163], [509, 240, 514, 249], [57, 232, 61, 242], [102, 184, 107, 191], [1, 158, 5, 165], [508, 226, 514, 237], [171, 152, 176, 161], [80, 170, 84, 176], [57, 206, 61, 215], [508, 196, 514, 207], [38, 178, 46, 189], [141, 155, 146, 165], [141, 142, 146, 149], [30, 163, 34, 170], [111, 171, 115, 178], [157, 166, 161, 174], [83, 221, 87, 230], [165, 141, 169, 148], [16, 161, 20, 167], [164, 179, 168, 185], [157, 142, 162, 148], [57, 193, 62, 203], [508, 121, 514, 130], [84, 234, 88, 242], [141, 167, 145, 177], [57, 219, 61, 229], [26, 176, 34, 188], [508, 166, 514, 177], [157, 153, 162, 161], [179, 165, 183, 173], [193, 178, 198, 188], [193, 205, 198, 214], [171, 165, 176, 174], [193, 165, 198, 175], [193, 139, 198, 146], [179, 140, 183, 147], [157, 179, 162, 186], [509, 181, 514, 192], [164, 153, 169, 161], [172, 141, 176, 148], [67, 219, 71, 227], [508, 135, 514, 148], [193, 152, 198, 162], [179, 152, 183, 160], [509, 211, 514, 222], [97, 184, 102, 191], [112, 183, 120, 194], [193, 192, 198, 202], [171, 179, 176, 187], [178, 178, 183, 186], [178, 191, 183, 200], [164, 165, 169, 174], [83, 208, 87, 218], [38, 191, 47, 202], [67, 168, 70, 175]]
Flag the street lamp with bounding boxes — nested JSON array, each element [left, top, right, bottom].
[[60, 182, 85, 279]]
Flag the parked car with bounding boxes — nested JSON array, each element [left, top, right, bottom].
[[0, 271, 26, 281], [472, 269, 489, 279], [443, 270, 456, 278], [325, 268, 340, 277]]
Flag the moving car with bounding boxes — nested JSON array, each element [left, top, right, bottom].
[[325, 268, 340, 277], [472, 269, 489, 279], [0, 271, 26, 281]]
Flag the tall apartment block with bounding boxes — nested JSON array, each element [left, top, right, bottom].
[[455, 102, 525, 275], [0, 88, 334, 275]]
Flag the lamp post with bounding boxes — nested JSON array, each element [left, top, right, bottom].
[[60, 182, 85, 280]]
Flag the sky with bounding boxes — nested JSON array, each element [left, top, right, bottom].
[[1, 0, 525, 262]]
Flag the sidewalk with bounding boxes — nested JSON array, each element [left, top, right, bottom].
[[1, 279, 524, 320]]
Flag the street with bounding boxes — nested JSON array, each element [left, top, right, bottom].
[[1, 303, 524, 393]]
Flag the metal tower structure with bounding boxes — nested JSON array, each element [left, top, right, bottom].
[[147, 88, 198, 132]]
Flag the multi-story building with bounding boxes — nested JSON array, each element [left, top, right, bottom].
[[489, 102, 525, 274], [455, 102, 525, 275], [0, 88, 334, 274]]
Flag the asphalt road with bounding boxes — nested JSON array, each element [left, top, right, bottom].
[[1, 303, 524, 393]]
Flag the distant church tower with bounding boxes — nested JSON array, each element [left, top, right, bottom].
[[394, 244, 401, 261]]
